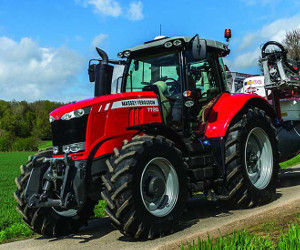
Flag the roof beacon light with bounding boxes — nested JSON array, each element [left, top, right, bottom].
[[225, 29, 232, 42]]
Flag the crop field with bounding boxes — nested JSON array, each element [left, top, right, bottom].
[[0, 152, 35, 243], [0, 150, 299, 244]]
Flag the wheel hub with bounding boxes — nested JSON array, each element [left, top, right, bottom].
[[245, 127, 273, 190], [148, 176, 165, 198], [140, 157, 179, 217]]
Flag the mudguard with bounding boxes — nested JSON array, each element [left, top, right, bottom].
[[204, 92, 275, 138]]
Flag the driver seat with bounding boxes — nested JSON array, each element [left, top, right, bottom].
[[143, 81, 171, 124], [154, 81, 171, 123]]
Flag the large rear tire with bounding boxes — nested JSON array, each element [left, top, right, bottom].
[[101, 135, 187, 239], [220, 108, 279, 208], [14, 149, 96, 236]]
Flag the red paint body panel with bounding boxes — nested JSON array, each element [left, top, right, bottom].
[[51, 92, 162, 160], [204, 92, 268, 138], [50, 92, 153, 119]]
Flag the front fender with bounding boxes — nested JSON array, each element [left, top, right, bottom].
[[204, 93, 273, 138]]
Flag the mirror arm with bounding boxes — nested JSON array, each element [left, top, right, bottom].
[[184, 34, 199, 51], [109, 59, 127, 65]]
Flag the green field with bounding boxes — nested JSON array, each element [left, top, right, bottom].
[[0, 152, 36, 243], [0, 150, 299, 244]]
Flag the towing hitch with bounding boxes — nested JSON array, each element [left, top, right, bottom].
[[24, 155, 87, 210]]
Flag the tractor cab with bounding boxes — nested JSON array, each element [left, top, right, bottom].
[[90, 35, 230, 135]]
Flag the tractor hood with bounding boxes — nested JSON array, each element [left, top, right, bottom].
[[49, 92, 158, 121]]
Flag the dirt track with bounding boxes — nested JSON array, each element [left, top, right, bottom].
[[1, 166, 300, 250]]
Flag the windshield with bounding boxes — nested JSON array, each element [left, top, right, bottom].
[[124, 52, 181, 97], [123, 52, 184, 130]]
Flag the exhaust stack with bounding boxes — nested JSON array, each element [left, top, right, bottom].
[[89, 47, 113, 97]]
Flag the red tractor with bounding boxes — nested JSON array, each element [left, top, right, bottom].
[[15, 32, 280, 239]]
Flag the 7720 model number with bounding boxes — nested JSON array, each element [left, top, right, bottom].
[[147, 107, 159, 112]]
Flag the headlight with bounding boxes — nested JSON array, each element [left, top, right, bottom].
[[164, 41, 173, 48], [117, 52, 124, 58], [53, 146, 59, 154], [61, 106, 91, 121], [49, 116, 55, 123], [173, 39, 182, 46], [123, 50, 131, 57], [62, 142, 85, 154]]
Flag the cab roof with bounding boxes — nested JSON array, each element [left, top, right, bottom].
[[121, 36, 229, 56]]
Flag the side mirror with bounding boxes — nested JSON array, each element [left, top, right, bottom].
[[88, 64, 97, 82], [192, 37, 207, 60]]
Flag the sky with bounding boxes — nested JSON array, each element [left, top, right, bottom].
[[1, 0, 300, 102]]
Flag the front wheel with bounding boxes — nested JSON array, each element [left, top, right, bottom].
[[101, 135, 187, 239], [220, 108, 279, 208]]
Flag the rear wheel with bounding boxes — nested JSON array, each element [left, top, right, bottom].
[[102, 135, 187, 239], [14, 150, 96, 236], [220, 108, 279, 208]]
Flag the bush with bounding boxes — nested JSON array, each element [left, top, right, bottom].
[[0, 132, 14, 151], [11, 137, 38, 151]]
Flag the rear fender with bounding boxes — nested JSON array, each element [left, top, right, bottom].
[[204, 93, 275, 138]]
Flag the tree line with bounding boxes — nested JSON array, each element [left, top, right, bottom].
[[0, 100, 63, 151]]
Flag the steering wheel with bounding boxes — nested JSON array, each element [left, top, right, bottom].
[[201, 91, 207, 98], [261, 41, 299, 73], [163, 77, 180, 95]]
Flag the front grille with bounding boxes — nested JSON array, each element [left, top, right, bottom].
[[51, 115, 89, 154]]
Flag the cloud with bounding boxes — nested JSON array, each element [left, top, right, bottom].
[[233, 48, 261, 70], [79, 0, 143, 21], [127, 1, 143, 21], [92, 33, 108, 47], [0, 36, 85, 101], [86, 0, 122, 17], [233, 15, 300, 70], [239, 15, 300, 51]]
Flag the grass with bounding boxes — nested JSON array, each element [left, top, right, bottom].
[[182, 208, 300, 249], [182, 221, 300, 249], [182, 230, 274, 249], [280, 153, 300, 169], [0, 152, 36, 243], [37, 140, 52, 150]]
